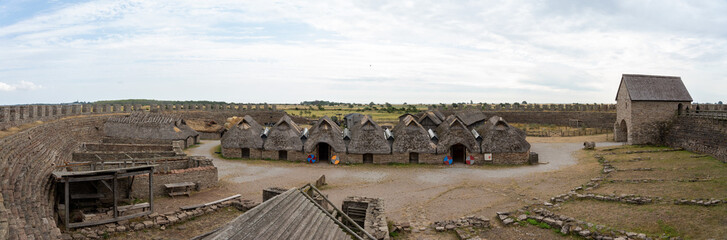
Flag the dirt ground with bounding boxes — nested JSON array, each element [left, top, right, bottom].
[[157, 138, 618, 239]]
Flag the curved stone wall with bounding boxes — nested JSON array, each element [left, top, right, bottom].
[[0, 116, 109, 239]]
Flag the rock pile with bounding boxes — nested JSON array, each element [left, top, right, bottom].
[[432, 215, 491, 232], [497, 208, 655, 240], [674, 198, 724, 206]]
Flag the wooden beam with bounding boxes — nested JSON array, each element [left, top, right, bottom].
[[149, 170, 154, 213], [113, 173, 118, 218], [64, 180, 70, 230]]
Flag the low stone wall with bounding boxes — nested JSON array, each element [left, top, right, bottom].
[[64, 196, 259, 240], [488, 152, 530, 165], [0, 115, 110, 239], [221, 147, 263, 159], [131, 166, 218, 198], [82, 143, 174, 152], [261, 150, 308, 161], [72, 151, 179, 161], [664, 117, 727, 162]]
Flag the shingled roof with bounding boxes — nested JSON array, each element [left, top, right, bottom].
[[200, 188, 352, 240], [617, 74, 693, 102]]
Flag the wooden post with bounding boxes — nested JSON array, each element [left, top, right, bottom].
[[113, 173, 118, 218], [149, 170, 154, 213], [64, 179, 70, 229]]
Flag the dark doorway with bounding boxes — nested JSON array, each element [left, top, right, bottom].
[[242, 148, 250, 158], [616, 120, 628, 142], [451, 144, 466, 163], [363, 154, 374, 164], [678, 103, 683, 115], [409, 152, 419, 164], [317, 143, 330, 162], [278, 150, 287, 160]]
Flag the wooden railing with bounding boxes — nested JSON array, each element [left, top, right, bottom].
[[683, 110, 727, 120]]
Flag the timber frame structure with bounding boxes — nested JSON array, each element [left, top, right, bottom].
[[52, 165, 156, 229]]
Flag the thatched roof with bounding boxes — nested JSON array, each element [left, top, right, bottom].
[[435, 115, 480, 153], [455, 111, 487, 127], [617, 74, 692, 102], [392, 115, 436, 153], [418, 111, 443, 129], [263, 115, 303, 151], [186, 119, 225, 133], [346, 116, 390, 154], [221, 115, 264, 149], [104, 112, 198, 140], [478, 116, 530, 153], [303, 116, 346, 153]]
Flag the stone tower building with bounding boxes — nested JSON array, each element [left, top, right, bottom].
[[614, 74, 692, 144]]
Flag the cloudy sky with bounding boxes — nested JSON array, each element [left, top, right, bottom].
[[0, 0, 725, 105]]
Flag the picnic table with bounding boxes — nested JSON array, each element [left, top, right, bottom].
[[164, 182, 195, 197]]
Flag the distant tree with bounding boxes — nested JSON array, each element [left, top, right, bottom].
[[403, 102, 407, 105], [369, 102, 375, 107], [522, 101, 528, 104], [452, 103, 459, 108], [317, 104, 324, 110], [719, 101, 724, 105], [470, 100, 473, 104], [385, 102, 392, 108]]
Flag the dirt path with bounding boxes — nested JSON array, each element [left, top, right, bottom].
[[185, 140, 620, 234]]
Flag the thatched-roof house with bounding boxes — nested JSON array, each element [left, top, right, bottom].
[[435, 115, 480, 159], [392, 116, 436, 154], [303, 116, 345, 162], [347, 116, 390, 155], [263, 115, 303, 152], [221, 115, 264, 158], [187, 119, 226, 140], [455, 111, 488, 129], [478, 116, 529, 153], [104, 112, 199, 148], [477, 116, 531, 164]]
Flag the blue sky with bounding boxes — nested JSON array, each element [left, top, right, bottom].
[[0, 0, 725, 104]]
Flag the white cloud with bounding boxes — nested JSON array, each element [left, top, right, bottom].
[[0, 0, 725, 104], [0, 81, 42, 91]]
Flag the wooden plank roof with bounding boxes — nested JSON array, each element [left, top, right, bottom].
[[617, 74, 693, 102], [201, 188, 351, 240]]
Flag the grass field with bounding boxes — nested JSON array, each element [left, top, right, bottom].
[[549, 145, 727, 239]]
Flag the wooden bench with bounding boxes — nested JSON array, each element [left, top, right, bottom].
[[117, 202, 150, 215], [70, 193, 104, 200], [164, 182, 195, 197]]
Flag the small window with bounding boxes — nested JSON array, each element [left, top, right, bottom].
[[242, 148, 250, 158], [278, 150, 287, 160], [409, 152, 419, 164], [363, 154, 373, 164]]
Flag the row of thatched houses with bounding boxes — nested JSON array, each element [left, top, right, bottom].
[[221, 111, 532, 165], [104, 112, 200, 148]]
